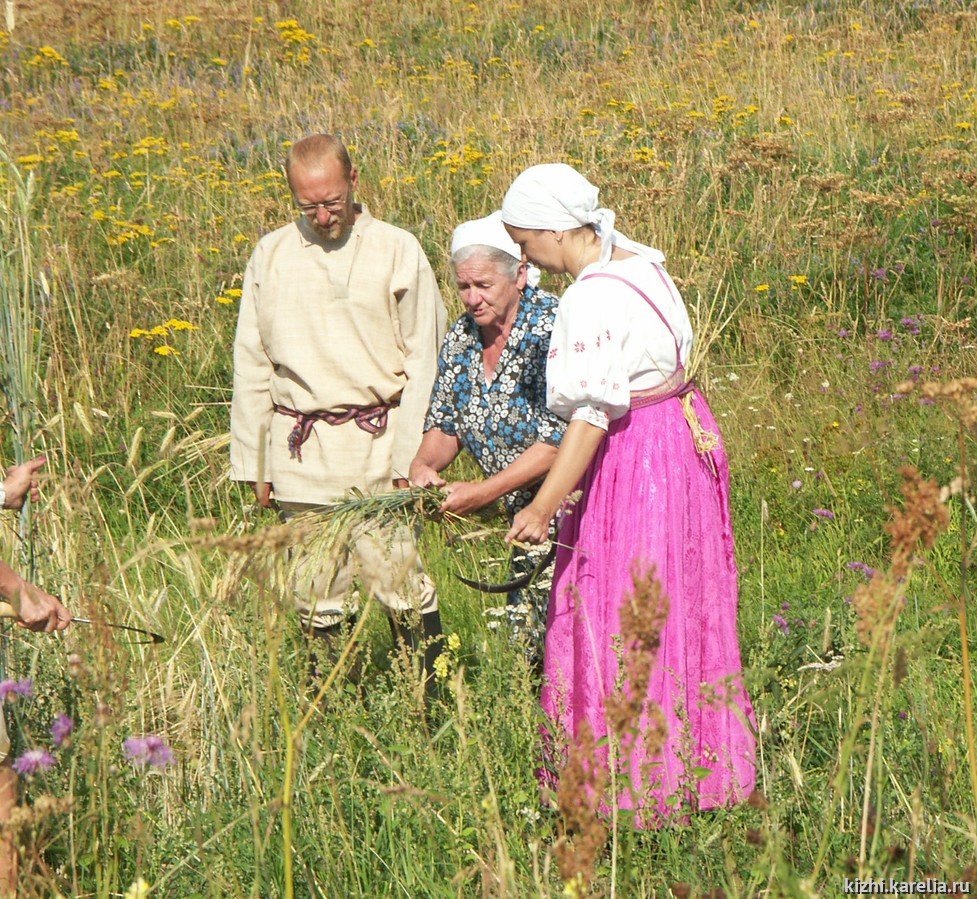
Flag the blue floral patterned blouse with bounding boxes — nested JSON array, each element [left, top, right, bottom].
[[424, 287, 566, 519]]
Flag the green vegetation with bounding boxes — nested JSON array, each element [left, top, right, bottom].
[[1, 1, 975, 895]]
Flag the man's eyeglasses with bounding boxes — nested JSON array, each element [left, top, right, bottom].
[[295, 196, 348, 216]]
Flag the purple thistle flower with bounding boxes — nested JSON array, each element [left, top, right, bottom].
[[846, 561, 878, 579], [876, 328, 893, 341], [772, 614, 790, 635], [51, 714, 74, 748], [812, 508, 835, 519], [871, 267, 888, 281], [837, 328, 850, 338], [12, 748, 56, 777], [0, 679, 34, 702], [869, 360, 892, 372], [124, 734, 174, 770]]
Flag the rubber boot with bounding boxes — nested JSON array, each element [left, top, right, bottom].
[[421, 609, 445, 699], [388, 610, 445, 702]]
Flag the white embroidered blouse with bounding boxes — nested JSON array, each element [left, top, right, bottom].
[[545, 255, 694, 430]]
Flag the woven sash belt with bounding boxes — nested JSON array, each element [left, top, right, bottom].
[[629, 372, 719, 456], [629, 368, 694, 409], [274, 402, 393, 462]]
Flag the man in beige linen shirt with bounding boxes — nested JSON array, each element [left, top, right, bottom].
[[230, 133, 448, 679]]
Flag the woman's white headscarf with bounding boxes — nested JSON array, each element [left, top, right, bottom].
[[500, 163, 664, 268], [450, 211, 540, 287]]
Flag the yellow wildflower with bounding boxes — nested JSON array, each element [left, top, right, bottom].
[[433, 653, 451, 682], [124, 877, 151, 899], [36, 46, 68, 65], [154, 346, 180, 356]]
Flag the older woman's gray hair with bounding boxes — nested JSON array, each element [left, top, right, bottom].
[[450, 211, 538, 286], [451, 244, 521, 281]]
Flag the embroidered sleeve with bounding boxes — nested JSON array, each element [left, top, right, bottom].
[[569, 405, 610, 429], [545, 282, 631, 425]]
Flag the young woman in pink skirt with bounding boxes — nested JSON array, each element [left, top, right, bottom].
[[501, 164, 756, 826]]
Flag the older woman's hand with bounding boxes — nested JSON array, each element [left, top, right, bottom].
[[506, 502, 551, 545], [439, 481, 490, 516], [408, 463, 447, 490]]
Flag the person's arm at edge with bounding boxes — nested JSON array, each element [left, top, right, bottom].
[[0, 561, 70, 632], [1, 457, 45, 510]]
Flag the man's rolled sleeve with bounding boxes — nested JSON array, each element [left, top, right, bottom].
[[229, 253, 275, 483], [391, 245, 447, 479]]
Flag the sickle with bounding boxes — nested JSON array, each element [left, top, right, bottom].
[[0, 601, 166, 644], [454, 542, 557, 594]]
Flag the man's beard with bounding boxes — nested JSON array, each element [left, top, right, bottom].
[[310, 217, 351, 242]]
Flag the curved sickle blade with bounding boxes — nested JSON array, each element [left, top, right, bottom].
[[65, 618, 166, 645], [455, 543, 557, 594], [0, 602, 165, 644]]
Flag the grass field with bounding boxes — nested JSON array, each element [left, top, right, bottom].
[[1, 1, 976, 896]]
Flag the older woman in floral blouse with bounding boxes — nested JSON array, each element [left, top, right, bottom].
[[409, 212, 565, 663]]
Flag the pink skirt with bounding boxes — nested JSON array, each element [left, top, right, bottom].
[[540, 390, 756, 826]]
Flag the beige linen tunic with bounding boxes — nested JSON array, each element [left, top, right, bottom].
[[230, 206, 447, 503]]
